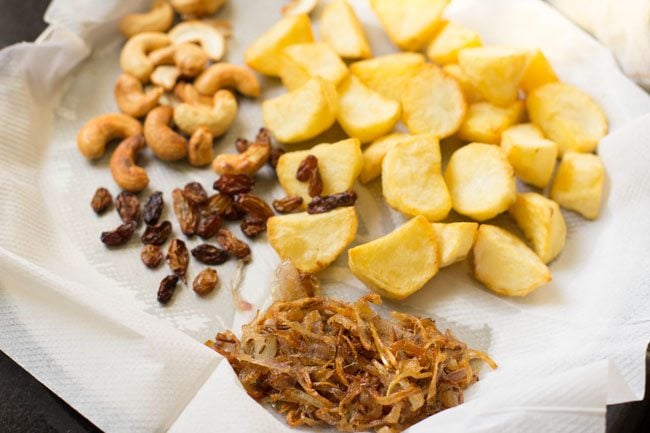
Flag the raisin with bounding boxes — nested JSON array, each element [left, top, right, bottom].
[[100, 221, 136, 247], [157, 275, 179, 305], [307, 190, 358, 214], [235, 194, 275, 220], [255, 127, 272, 146], [141, 244, 163, 268], [115, 191, 141, 225], [143, 191, 164, 225], [213, 174, 255, 195], [197, 213, 222, 239], [296, 155, 322, 197], [141, 220, 172, 245], [166, 239, 189, 282], [217, 228, 251, 261], [184, 182, 208, 206], [91, 187, 112, 214], [241, 215, 267, 238], [235, 138, 250, 153], [172, 188, 199, 236], [191, 244, 230, 265], [201, 194, 234, 219], [272, 196, 303, 214], [193, 268, 219, 295], [268, 147, 285, 170]]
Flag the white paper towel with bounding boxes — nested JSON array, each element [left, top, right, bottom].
[[0, 1, 649, 432]]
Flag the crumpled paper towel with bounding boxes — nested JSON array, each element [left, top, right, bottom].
[[0, 0, 648, 432]]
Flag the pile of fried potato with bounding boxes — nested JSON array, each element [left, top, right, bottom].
[[254, 0, 608, 300]]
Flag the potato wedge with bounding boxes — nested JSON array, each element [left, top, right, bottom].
[[336, 75, 401, 144], [320, 0, 372, 59], [458, 46, 528, 106], [458, 101, 524, 144], [370, 0, 450, 51], [472, 225, 551, 296], [348, 216, 439, 300], [276, 138, 363, 206], [550, 152, 604, 219], [402, 65, 466, 138], [349, 53, 426, 102], [280, 42, 349, 90], [501, 123, 558, 187], [426, 20, 482, 65], [442, 64, 483, 103], [520, 49, 558, 93], [244, 14, 314, 76], [527, 82, 608, 155], [382, 134, 451, 221], [268, 207, 358, 273], [431, 222, 478, 267], [359, 133, 410, 184], [263, 77, 338, 143], [444, 143, 516, 221]]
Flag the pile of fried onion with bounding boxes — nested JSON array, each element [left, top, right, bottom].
[[210, 294, 496, 432]]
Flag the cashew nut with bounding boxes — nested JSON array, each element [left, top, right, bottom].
[[169, 0, 226, 17], [114, 73, 163, 117], [173, 89, 238, 136], [149, 43, 208, 77], [150, 65, 181, 91], [194, 63, 260, 97], [119, 0, 175, 38], [77, 113, 143, 159], [120, 32, 171, 82], [282, 0, 318, 16], [144, 106, 188, 161], [188, 126, 214, 166], [211, 128, 271, 175], [110, 135, 149, 192], [173, 82, 214, 106], [168, 21, 225, 61]]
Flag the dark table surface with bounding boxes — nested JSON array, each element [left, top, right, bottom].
[[0, 0, 648, 432]]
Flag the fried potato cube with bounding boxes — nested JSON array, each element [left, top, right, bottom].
[[268, 207, 358, 273], [458, 46, 528, 106], [520, 49, 558, 93], [336, 75, 401, 144], [245, 14, 314, 76], [382, 134, 452, 221], [472, 225, 551, 296], [442, 64, 483, 103], [426, 20, 482, 65], [370, 0, 450, 51], [348, 216, 439, 300], [359, 133, 410, 184], [527, 82, 608, 155], [431, 222, 478, 267], [508, 193, 566, 263], [402, 65, 466, 138], [320, 0, 372, 59], [280, 42, 349, 90], [263, 77, 338, 143], [501, 123, 558, 188], [444, 143, 516, 221], [550, 152, 604, 219], [458, 101, 524, 144], [349, 53, 426, 101], [276, 138, 363, 206]]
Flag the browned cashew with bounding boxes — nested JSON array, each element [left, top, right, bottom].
[[114, 73, 163, 117], [173, 90, 238, 136], [77, 113, 143, 159], [120, 32, 171, 82], [119, 0, 175, 38], [212, 129, 271, 175], [188, 127, 214, 166], [194, 63, 260, 97], [150, 65, 181, 91], [173, 82, 214, 106], [168, 21, 225, 61], [170, 0, 226, 17], [144, 106, 188, 161], [174, 43, 208, 77], [110, 135, 149, 192]]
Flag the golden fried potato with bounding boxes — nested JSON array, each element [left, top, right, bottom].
[[359, 133, 410, 184], [245, 14, 314, 76], [472, 225, 552, 296], [382, 134, 451, 221], [527, 82, 608, 155], [520, 49, 558, 93], [550, 152, 604, 219], [402, 65, 466, 138], [320, 0, 372, 59], [336, 75, 401, 144], [280, 42, 349, 90], [501, 123, 558, 188], [263, 77, 338, 143], [442, 64, 484, 103], [431, 222, 478, 267], [458, 101, 524, 144], [268, 207, 358, 273], [348, 216, 439, 300], [349, 53, 426, 101], [444, 143, 516, 221], [458, 46, 528, 106], [426, 20, 482, 65]]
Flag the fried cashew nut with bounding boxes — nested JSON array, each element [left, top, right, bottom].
[[169, 0, 226, 17], [144, 106, 188, 161], [120, 32, 171, 82], [188, 126, 214, 166], [173, 82, 214, 106], [149, 43, 208, 77], [150, 65, 181, 91], [110, 135, 150, 192], [77, 113, 143, 159], [119, 0, 175, 38], [168, 21, 225, 61], [173, 89, 238, 136], [194, 63, 260, 97], [212, 127, 271, 175], [114, 73, 163, 117]]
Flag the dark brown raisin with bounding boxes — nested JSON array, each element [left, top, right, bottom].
[[100, 221, 136, 247], [143, 191, 164, 225], [268, 147, 285, 170], [157, 275, 179, 304], [222, 203, 245, 220], [255, 127, 272, 146], [213, 174, 255, 195], [172, 188, 199, 236], [201, 194, 234, 218], [141, 244, 163, 268], [217, 228, 251, 261], [241, 215, 267, 238], [192, 244, 230, 265], [235, 194, 275, 220], [91, 188, 112, 214], [141, 220, 172, 245], [115, 191, 141, 224], [272, 196, 303, 214], [193, 268, 219, 295], [197, 213, 222, 239], [296, 155, 323, 197], [235, 138, 250, 153], [307, 190, 358, 214], [166, 239, 189, 282], [184, 182, 208, 206]]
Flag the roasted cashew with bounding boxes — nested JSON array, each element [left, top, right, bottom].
[[150, 65, 181, 91], [144, 106, 188, 161], [173, 89, 238, 136], [110, 135, 149, 192], [114, 73, 163, 117], [212, 128, 271, 175], [168, 21, 225, 61], [169, 0, 226, 17], [120, 32, 171, 82], [119, 0, 175, 38], [77, 113, 143, 159], [149, 43, 208, 77], [188, 126, 214, 166], [173, 82, 214, 106], [194, 63, 260, 97]]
